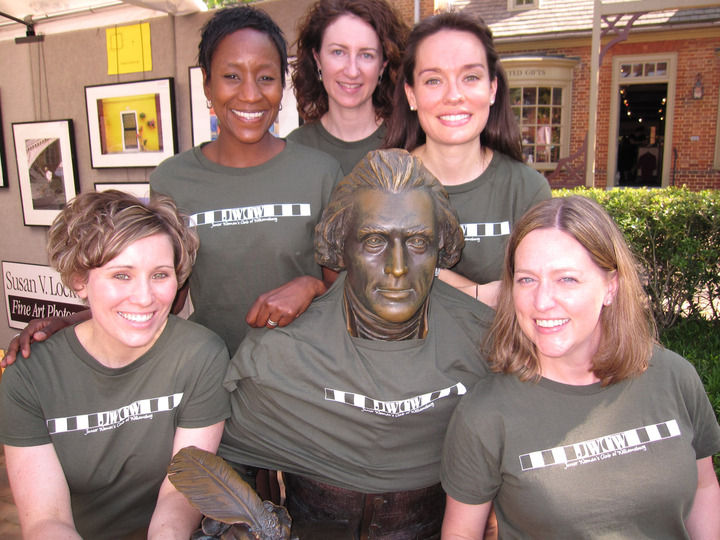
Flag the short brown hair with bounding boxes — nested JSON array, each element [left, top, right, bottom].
[[292, 0, 409, 123], [486, 196, 657, 386], [48, 190, 199, 291], [315, 149, 464, 271]]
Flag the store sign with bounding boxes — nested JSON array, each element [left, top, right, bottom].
[[2, 261, 85, 330]]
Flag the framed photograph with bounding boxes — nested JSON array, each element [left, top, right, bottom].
[[85, 78, 176, 168], [12, 119, 79, 227], [0, 98, 7, 188], [189, 66, 218, 146], [189, 63, 300, 146], [95, 181, 150, 203]]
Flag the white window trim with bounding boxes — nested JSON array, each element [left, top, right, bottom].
[[507, 0, 538, 12], [503, 56, 577, 172], [608, 53, 677, 188]]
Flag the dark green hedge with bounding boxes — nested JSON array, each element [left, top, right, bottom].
[[553, 187, 720, 330]]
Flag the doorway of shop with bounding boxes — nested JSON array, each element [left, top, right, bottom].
[[616, 83, 667, 187]]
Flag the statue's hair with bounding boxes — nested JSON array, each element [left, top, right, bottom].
[[315, 149, 464, 270], [48, 190, 198, 292], [485, 196, 657, 386]]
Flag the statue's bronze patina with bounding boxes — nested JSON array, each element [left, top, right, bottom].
[[170, 150, 488, 540]]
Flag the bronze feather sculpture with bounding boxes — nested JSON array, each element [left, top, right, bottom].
[[168, 446, 291, 540]]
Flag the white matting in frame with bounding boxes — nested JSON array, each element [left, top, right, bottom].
[[85, 78, 177, 168], [12, 119, 79, 227]]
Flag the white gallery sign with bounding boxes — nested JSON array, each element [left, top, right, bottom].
[[3, 261, 85, 330]]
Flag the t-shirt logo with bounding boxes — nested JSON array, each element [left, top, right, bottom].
[[461, 221, 510, 243], [190, 204, 311, 228], [47, 393, 183, 435], [324, 383, 466, 418], [519, 419, 680, 471]]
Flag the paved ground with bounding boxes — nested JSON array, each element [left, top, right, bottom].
[[0, 446, 21, 539]]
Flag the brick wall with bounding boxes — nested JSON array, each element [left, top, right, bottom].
[[503, 35, 720, 191]]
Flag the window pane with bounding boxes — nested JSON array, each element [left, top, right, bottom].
[[522, 126, 535, 144], [552, 88, 562, 105], [644, 63, 655, 77], [523, 88, 536, 105], [656, 62, 667, 76], [523, 107, 536, 123], [512, 106, 521, 123], [510, 87, 522, 105], [538, 87, 551, 105], [552, 106, 561, 124], [620, 64, 631, 78], [551, 126, 561, 144], [538, 107, 551, 123], [632, 63, 643, 77]]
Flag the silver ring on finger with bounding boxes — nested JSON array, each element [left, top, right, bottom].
[[267, 319, 278, 327]]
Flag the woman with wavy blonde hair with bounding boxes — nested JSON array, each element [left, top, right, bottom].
[[0, 191, 230, 539]]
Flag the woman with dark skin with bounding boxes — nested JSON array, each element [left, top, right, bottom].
[[384, 11, 551, 308], [4, 6, 343, 363], [286, 0, 408, 174]]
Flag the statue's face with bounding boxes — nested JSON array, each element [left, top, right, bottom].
[[343, 189, 439, 323]]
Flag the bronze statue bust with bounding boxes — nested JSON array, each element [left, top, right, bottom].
[[175, 149, 493, 539]]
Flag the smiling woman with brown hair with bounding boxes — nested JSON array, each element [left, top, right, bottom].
[[441, 196, 720, 539]]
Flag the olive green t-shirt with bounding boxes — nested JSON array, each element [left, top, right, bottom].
[[287, 122, 386, 176], [150, 140, 342, 353], [442, 347, 720, 538], [220, 274, 494, 492]]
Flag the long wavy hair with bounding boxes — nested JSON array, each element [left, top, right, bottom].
[[384, 10, 522, 161], [485, 196, 657, 386], [292, 0, 409, 123]]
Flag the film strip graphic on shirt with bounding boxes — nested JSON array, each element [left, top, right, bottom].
[[519, 419, 680, 472], [324, 382, 467, 416], [461, 221, 510, 241], [190, 204, 311, 227], [47, 393, 184, 435]]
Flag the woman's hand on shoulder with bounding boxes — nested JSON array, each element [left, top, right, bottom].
[[246, 275, 329, 329], [2, 310, 90, 367]]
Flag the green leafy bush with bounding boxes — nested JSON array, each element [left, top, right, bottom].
[[553, 187, 720, 329], [660, 318, 720, 476]]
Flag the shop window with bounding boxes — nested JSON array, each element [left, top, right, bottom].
[[504, 56, 576, 172], [511, 86, 563, 165]]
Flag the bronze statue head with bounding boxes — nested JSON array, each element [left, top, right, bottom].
[[316, 149, 464, 333]]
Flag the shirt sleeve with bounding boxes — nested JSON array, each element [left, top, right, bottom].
[[0, 362, 52, 446], [441, 383, 503, 505], [176, 334, 231, 429], [673, 351, 720, 459]]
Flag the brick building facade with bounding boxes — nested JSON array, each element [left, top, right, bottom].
[[391, 0, 720, 190]]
